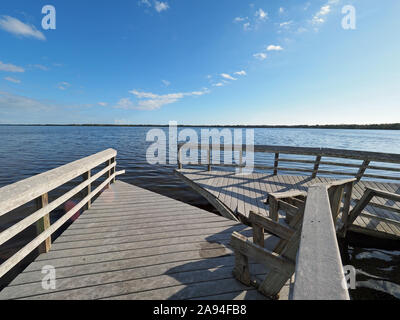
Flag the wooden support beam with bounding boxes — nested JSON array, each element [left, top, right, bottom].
[[273, 153, 279, 175], [232, 249, 251, 286], [249, 211, 295, 241], [207, 149, 211, 171], [177, 146, 182, 169], [82, 170, 91, 210], [356, 160, 370, 181], [35, 193, 51, 254], [231, 232, 295, 276], [311, 155, 322, 179], [268, 196, 279, 222]]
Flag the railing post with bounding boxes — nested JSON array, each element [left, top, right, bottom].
[[312, 155, 322, 179], [356, 160, 370, 181], [112, 156, 116, 183], [35, 193, 51, 253], [83, 170, 91, 210], [239, 149, 243, 174], [207, 148, 211, 171], [177, 145, 182, 169], [273, 153, 279, 176]]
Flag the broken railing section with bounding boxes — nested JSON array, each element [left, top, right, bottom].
[[339, 187, 400, 237], [177, 143, 400, 181], [0, 149, 125, 279], [231, 179, 355, 300]]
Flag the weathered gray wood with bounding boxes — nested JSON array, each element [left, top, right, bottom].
[[312, 155, 322, 178], [230, 232, 295, 276], [83, 170, 92, 210], [35, 193, 51, 254], [176, 169, 400, 240], [0, 181, 273, 301], [273, 153, 279, 175], [178, 143, 400, 164], [0, 163, 116, 247], [356, 160, 370, 181], [0, 172, 117, 279], [293, 185, 349, 300], [0, 148, 117, 216], [249, 212, 294, 241]]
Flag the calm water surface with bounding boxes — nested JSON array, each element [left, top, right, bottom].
[[0, 126, 399, 299]]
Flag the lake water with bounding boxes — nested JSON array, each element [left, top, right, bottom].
[[0, 125, 399, 299]]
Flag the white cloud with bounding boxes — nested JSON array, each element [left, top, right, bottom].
[[98, 102, 108, 106], [4, 76, 21, 83], [115, 88, 209, 111], [0, 61, 25, 73], [234, 17, 247, 22], [161, 79, 171, 87], [234, 70, 246, 76], [279, 7, 285, 14], [213, 83, 224, 87], [279, 20, 293, 28], [0, 16, 45, 40], [57, 82, 71, 90], [220, 73, 237, 81], [312, 5, 331, 25], [253, 53, 267, 61], [154, 1, 169, 12], [243, 22, 251, 30], [267, 45, 283, 51], [255, 8, 268, 21], [139, 0, 151, 7]]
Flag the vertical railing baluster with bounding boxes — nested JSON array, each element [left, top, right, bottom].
[[312, 155, 322, 179], [83, 170, 91, 210], [35, 193, 51, 253], [178, 145, 182, 169], [356, 160, 370, 181], [273, 153, 279, 175]]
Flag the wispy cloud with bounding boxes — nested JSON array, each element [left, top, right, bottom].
[[311, 5, 331, 25], [161, 79, 171, 87], [234, 70, 246, 76], [114, 88, 209, 111], [255, 8, 268, 21], [4, 76, 21, 84], [98, 102, 108, 107], [0, 61, 25, 73], [253, 52, 267, 61], [267, 45, 283, 51], [154, 1, 169, 12], [0, 16, 45, 40], [279, 7, 285, 14], [213, 82, 224, 87], [57, 82, 71, 90], [220, 73, 237, 81]]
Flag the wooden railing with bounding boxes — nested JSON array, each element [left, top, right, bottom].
[[339, 187, 400, 237], [177, 143, 400, 181], [292, 184, 350, 300], [0, 149, 123, 279]]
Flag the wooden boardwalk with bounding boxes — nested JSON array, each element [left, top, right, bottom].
[[175, 169, 400, 240], [0, 180, 292, 300]]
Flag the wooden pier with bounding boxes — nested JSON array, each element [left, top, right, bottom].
[[0, 150, 292, 300], [1, 145, 400, 300], [175, 144, 400, 241]]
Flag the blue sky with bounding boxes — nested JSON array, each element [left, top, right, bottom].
[[0, 0, 399, 125]]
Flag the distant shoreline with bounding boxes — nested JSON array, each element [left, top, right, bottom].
[[0, 123, 399, 130]]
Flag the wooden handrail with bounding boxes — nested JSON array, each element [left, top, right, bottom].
[[292, 184, 350, 300], [0, 149, 121, 279], [0, 148, 117, 216], [177, 143, 400, 181], [340, 187, 400, 236]]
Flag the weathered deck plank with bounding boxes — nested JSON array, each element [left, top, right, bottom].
[[175, 169, 400, 240], [0, 180, 284, 300]]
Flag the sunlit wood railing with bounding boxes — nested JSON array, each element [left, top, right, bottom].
[[177, 143, 400, 181], [292, 183, 350, 300], [0, 149, 124, 279]]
